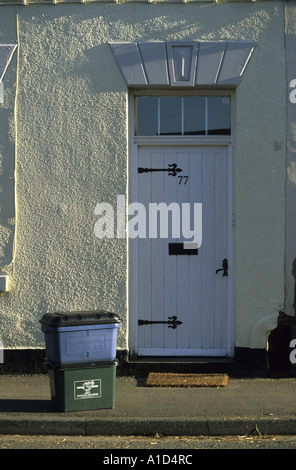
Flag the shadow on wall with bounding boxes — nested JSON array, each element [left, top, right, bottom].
[[268, 260, 296, 375], [267, 319, 292, 375]]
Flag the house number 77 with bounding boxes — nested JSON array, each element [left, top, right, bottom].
[[178, 175, 188, 185], [289, 79, 296, 103]]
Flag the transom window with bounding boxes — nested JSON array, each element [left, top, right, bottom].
[[135, 96, 231, 136]]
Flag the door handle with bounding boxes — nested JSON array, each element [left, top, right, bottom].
[[216, 258, 228, 276]]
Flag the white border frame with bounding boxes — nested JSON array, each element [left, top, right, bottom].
[[128, 91, 235, 359]]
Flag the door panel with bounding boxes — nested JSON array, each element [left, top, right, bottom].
[[135, 146, 231, 356]]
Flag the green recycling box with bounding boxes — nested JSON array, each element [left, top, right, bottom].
[[47, 359, 118, 412]]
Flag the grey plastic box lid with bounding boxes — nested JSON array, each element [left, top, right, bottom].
[[40, 310, 121, 328], [45, 358, 119, 370]]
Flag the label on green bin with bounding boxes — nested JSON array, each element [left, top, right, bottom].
[[74, 378, 101, 400]]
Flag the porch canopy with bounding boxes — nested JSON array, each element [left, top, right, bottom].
[[109, 40, 255, 88], [0, 44, 17, 82]]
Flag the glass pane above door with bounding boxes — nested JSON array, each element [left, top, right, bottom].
[[184, 96, 206, 135], [135, 96, 231, 136], [207, 97, 231, 135], [136, 96, 158, 136]]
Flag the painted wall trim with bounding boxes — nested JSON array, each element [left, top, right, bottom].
[[109, 41, 256, 88], [250, 312, 279, 349]]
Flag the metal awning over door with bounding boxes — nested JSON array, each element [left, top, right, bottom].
[[109, 40, 255, 88]]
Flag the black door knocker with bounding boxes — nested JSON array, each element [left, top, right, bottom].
[[216, 258, 228, 277]]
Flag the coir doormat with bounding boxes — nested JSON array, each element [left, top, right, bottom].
[[146, 372, 229, 388]]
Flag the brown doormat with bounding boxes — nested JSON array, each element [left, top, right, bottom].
[[146, 372, 229, 388]]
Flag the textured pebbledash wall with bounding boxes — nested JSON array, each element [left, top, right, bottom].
[[0, 1, 286, 354]]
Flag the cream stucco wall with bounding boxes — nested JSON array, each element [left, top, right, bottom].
[[0, 1, 286, 352]]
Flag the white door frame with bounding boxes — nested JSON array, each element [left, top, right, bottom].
[[128, 135, 235, 358]]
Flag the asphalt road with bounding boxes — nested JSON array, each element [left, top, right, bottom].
[[0, 434, 296, 450]]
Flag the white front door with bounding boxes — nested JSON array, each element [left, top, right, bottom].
[[132, 145, 232, 357]]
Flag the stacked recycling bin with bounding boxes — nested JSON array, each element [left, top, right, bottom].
[[40, 310, 121, 412]]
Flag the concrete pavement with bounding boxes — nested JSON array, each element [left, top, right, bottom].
[[0, 373, 296, 437]]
